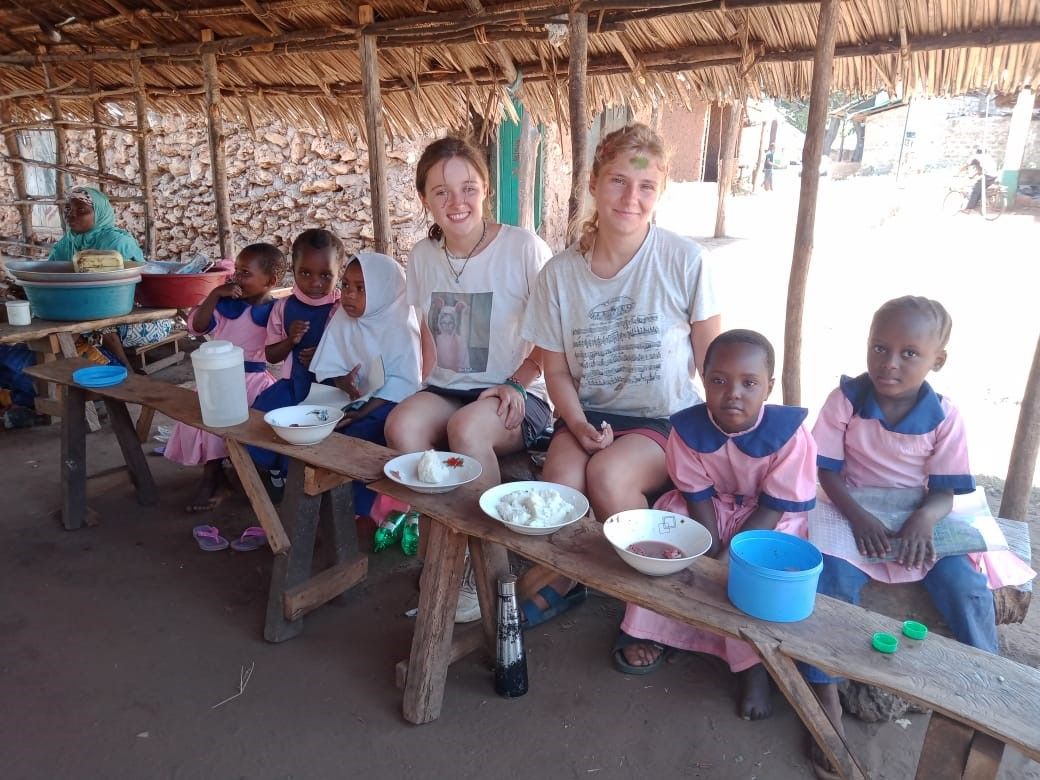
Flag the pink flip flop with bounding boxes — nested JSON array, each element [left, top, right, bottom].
[[192, 524, 229, 552], [230, 526, 268, 552]]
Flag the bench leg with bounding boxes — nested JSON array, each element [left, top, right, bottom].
[[403, 520, 468, 725], [743, 629, 868, 780], [265, 460, 321, 643], [135, 406, 156, 444], [916, 712, 1004, 780], [104, 399, 158, 506], [60, 384, 88, 531], [317, 482, 361, 605], [469, 537, 511, 658]]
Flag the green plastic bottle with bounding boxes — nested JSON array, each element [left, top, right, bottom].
[[401, 510, 420, 556], [373, 510, 406, 552]]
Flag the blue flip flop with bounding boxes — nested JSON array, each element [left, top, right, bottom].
[[520, 584, 588, 629]]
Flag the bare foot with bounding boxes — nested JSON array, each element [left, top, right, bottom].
[[185, 461, 233, 513], [739, 664, 772, 720], [807, 682, 845, 778]]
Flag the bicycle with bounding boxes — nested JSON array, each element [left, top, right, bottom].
[[943, 176, 1007, 221]]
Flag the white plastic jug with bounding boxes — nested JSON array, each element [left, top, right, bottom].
[[190, 340, 249, 427]]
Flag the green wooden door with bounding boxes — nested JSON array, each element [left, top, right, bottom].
[[495, 100, 543, 230]]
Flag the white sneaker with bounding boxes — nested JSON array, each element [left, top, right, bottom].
[[454, 552, 481, 623]]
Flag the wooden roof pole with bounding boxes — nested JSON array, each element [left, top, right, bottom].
[[1000, 331, 1040, 521], [87, 69, 108, 195], [42, 60, 68, 231], [714, 101, 741, 237], [130, 42, 155, 257], [567, 10, 589, 244], [781, 0, 841, 406], [0, 100, 32, 243], [201, 29, 235, 259], [359, 5, 392, 255], [462, 0, 518, 85]]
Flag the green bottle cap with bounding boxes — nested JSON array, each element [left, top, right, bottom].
[[902, 620, 928, 640], [872, 632, 899, 654]]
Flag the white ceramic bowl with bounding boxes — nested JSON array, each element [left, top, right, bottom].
[[603, 508, 713, 576], [383, 451, 482, 494], [264, 405, 344, 445], [479, 481, 590, 536]]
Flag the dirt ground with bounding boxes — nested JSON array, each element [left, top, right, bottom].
[[4, 172, 1039, 779]]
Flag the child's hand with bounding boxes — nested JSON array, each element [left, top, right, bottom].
[[895, 512, 937, 569], [569, 419, 613, 454], [297, 346, 315, 368], [288, 320, 310, 345], [336, 364, 363, 400], [215, 281, 243, 299], [335, 410, 359, 430], [848, 511, 892, 558]]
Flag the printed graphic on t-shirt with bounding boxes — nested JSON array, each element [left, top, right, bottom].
[[572, 296, 661, 390], [430, 291, 491, 373]]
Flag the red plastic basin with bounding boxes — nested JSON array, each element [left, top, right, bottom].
[[135, 270, 229, 309]]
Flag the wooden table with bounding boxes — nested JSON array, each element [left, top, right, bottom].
[[24, 358, 394, 643], [1, 307, 178, 431], [373, 477, 1040, 780]]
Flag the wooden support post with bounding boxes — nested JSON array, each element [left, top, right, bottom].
[[517, 107, 539, 231], [1001, 87, 1034, 207], [567, 10, 589, 244], [87, 70, 108, 194], [200, 29, 234, 260], [781, 0, 842, 406], [130, 43, 155, 257], [714, 102, 741, 238], [914, 712, 1005, 780], [1000, 330, 1040, 521], [226, 440, 291, 554], [42, 62, 68, 231], [358, 5, 393, 255], [0, 100, 33, 243], [895, 0, 910, 99], [752, 120, 766, 190]]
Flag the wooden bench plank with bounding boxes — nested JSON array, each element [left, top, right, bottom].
[[25, 358, 394, 483], [0, 308, 180, 345], [372, 476, 1040, 761]]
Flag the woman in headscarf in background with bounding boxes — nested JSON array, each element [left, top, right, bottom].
[[49, 186, 173, 369]]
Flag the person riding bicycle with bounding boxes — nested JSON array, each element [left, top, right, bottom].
[[961, 148, 997, 212]]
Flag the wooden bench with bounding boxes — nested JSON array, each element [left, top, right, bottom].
[[372, 475, 1040, 780], [132, 330, 187, 375], [24, 357, 394, 643], [0, 307, 179, 433]]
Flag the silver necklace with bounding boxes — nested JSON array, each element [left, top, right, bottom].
[[444, 220, 487, 284]]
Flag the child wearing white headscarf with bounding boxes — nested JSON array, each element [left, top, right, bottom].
[[311, 252, 422, 513]]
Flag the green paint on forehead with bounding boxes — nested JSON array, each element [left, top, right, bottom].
[[630, 155, 650, 170]]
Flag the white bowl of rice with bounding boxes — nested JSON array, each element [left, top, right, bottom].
[[479, 481, 590, 536]]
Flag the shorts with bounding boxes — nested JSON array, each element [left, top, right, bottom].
[[421, 384, 552, 449], [553, 409, 671, 451]]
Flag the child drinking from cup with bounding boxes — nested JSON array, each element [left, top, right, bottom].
[[617, 330, 817, 721], [165, 243, 286, 517]]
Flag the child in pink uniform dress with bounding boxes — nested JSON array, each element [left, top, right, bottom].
[[617, 330, 817, 721], [803, 296, 1035, 777], [165, 244, 287, 513]]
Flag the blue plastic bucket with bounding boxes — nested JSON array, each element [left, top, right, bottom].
[[21, 277, 140, 321], [728, 530, 823, 622]]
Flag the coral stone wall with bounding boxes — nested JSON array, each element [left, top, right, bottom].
[[0, 113, 570, 259]]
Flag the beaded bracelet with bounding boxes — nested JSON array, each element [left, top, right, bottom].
[[503, 377, 527, 400]]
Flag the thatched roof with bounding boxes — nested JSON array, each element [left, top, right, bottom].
[[0, 1, 1038, 138]]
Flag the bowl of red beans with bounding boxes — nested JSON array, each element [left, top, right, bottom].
[[603, 508, 713, 576]]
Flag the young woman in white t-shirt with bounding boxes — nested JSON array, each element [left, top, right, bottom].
[[384, 136, 553, 622], [521, 123, 721, 636]]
